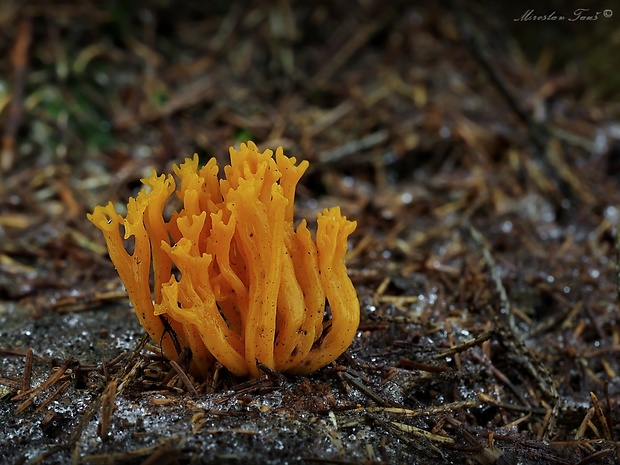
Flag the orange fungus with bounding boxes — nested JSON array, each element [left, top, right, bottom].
[[87, 142, 359, 377]]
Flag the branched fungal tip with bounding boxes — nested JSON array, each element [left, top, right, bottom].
[[88, 142, 359, 378]]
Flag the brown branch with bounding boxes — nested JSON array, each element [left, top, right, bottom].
[[22, 348, 33, 392], [341, 371, 397, 407]]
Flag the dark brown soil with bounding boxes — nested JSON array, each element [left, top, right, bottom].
[[1, 1, 620, 464]]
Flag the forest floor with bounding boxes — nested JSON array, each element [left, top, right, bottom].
[[1, 1, 620, 464]]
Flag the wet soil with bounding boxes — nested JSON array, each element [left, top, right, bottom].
[[1, 1, 620, 464]]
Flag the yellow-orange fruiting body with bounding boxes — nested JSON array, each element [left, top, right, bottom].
[[88, 142, 359, 377]]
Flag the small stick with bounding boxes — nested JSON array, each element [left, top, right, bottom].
[[168, 360, 198, 396], [589, 391, 612, 440], [389, 421, 455, 444], [22, 348, 33, 392], [341, 372, 394, 407], [12, 357, 74, 402], [433, 330, 494, 360], [101, 357, 110, 382], [32, 381, 71, 415], [99, 380, 117, 442], [69, 334, 149, 465], [360, 399, 480, 417]]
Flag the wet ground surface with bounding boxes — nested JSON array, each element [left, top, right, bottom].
[[1, 1, 620, 464]]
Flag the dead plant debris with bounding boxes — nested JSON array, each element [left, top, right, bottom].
[[1, 1, 620, 464]]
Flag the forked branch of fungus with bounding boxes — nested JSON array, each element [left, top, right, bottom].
[[88, 142, 359, 377]]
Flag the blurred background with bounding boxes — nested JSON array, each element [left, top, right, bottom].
[[1, 0, 619, 298], [0, 0, 617, 171], [2, 1, 620, 463]]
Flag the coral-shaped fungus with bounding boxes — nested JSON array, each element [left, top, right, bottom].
[[88, 142, 359, 377]]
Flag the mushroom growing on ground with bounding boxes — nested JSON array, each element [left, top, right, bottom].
[[88, 142, 359, 377]]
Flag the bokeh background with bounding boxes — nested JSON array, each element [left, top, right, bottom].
[[1, 1, 620, 464]]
